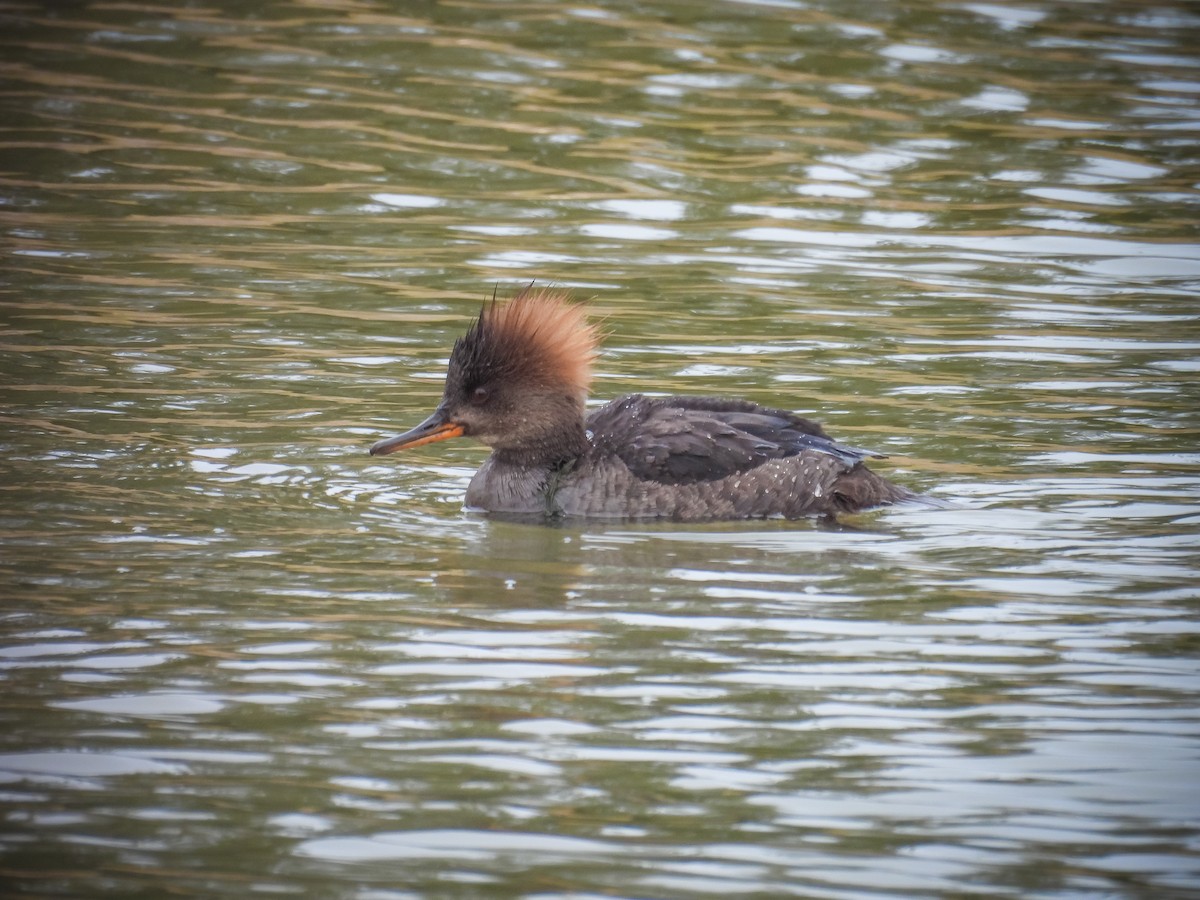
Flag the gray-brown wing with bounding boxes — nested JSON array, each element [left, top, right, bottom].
[[586, 394, 882, 486]]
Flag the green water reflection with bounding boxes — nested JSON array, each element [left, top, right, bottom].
[[2, 0, 1199, 896]]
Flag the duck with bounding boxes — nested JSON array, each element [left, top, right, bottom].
[[369, 286, 924, 520]]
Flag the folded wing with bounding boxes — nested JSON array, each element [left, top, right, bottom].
[[587, 394, 884, 486]]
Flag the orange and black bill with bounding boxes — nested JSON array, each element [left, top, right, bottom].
[[369, 406, 464, 456]]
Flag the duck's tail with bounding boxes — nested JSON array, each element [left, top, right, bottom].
[[831, 465, 950, 514]]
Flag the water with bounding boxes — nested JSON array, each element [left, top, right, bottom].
[[2, 1, 1199, 896]]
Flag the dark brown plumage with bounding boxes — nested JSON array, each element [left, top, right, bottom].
[[370, 287, 923, 520]]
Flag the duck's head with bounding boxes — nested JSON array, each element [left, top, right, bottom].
[[369, 286, 599, 459]]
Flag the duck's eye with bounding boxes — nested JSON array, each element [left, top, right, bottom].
[[469, 385, 490, 406]]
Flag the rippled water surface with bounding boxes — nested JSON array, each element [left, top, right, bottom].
[[2, 1, 1199, 897]]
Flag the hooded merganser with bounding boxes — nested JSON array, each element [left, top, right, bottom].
[[369, 286, 922, 520]]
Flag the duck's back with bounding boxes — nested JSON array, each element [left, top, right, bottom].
[[552, 394, 914, 520]]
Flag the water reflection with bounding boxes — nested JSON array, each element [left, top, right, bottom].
[[2, 0, 1200, 897]]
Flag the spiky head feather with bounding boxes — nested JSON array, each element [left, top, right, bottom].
[[450, 286, 598, 400]]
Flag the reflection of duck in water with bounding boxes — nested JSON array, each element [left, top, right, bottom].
[[370, 287, 925, 520]]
